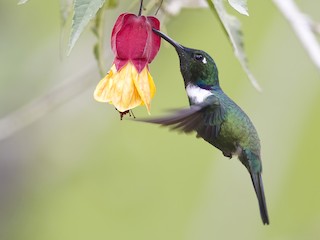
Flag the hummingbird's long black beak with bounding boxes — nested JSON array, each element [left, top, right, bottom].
[[152, 28, 185, 52]]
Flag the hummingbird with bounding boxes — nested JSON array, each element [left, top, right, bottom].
[[139, 29, 269, 225]]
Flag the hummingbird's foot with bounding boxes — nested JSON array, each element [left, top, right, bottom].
[[116, 109, 136, 120], [223, 152, 232, 159]]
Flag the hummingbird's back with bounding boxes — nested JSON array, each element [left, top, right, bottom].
[[196, 90, 261, 160]]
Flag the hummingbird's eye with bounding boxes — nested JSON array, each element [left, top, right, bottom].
[[194, 53, 204, 61], [194, 53, 207, 64]]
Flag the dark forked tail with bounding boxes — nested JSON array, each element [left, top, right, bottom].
[[250, 172, 269, 225]]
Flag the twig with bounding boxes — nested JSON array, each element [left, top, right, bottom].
[[0, 62, 97, 142], [273, 0, 320, 70]]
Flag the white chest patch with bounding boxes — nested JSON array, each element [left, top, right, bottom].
[[186, 84, 213, 104]]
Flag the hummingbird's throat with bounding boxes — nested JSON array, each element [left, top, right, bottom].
[[186, 84, 213, 104]]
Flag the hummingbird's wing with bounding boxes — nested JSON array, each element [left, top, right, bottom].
[[137, 95, 226, 138]]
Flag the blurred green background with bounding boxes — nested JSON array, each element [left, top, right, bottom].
[[1, 0, 320, 239]]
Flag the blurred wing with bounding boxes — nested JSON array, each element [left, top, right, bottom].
[[137, 95, 226, 138]]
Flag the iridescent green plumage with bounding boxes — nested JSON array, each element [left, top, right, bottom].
[[140, 30, 269, 224]]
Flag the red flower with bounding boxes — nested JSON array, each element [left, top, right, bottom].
[[94, 13, 161, 113]]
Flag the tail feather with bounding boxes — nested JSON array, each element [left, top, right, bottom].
[[250, 172, 269, 225]]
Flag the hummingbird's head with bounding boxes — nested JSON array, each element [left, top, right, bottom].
[[153, 29, 219, 89]]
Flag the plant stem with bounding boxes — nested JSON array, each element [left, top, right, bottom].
[[93, 8, 107, 77], [155, 0, 163, 15], [138, 0, 143, 16], [273, 0, 320, 70]]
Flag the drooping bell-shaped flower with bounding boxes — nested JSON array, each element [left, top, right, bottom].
[[94, 13, 161, 116]]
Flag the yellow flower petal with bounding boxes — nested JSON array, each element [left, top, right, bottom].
[[132, 66, 156, 113], [111, 63, 142, 112], [93, 62, 156, 113], [93, 64, 117, 102]]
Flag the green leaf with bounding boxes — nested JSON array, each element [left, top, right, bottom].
[[68, 0, 106, 55], [206, 0, 261, 91], [18, 0, 29, 5], [228, 0, 249, 16]]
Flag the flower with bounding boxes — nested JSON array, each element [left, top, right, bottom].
[[94, 13, 161, 115]]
